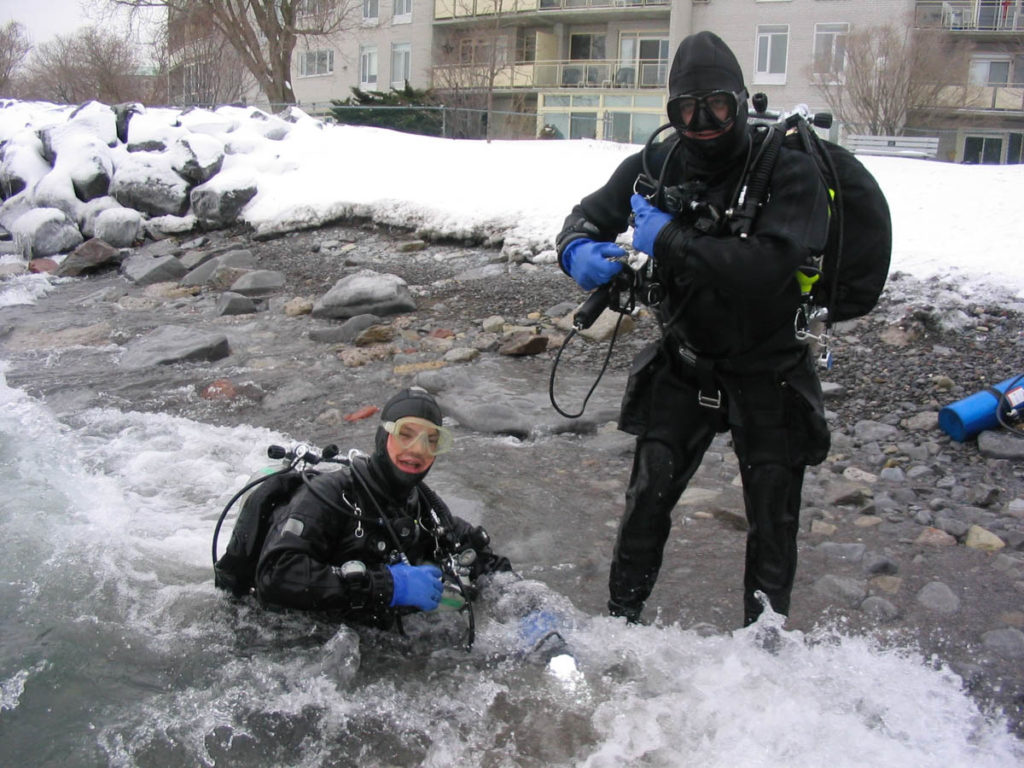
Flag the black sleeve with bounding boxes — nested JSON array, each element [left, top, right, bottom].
[[255, 472, 393, 613], [555, 150, 646, 270], [653, 147, 830, 298]]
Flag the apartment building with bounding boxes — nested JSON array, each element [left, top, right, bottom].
[[291, 0, 436, 106], [174, 0, 1021, 163]]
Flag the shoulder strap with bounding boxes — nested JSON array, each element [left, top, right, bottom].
[[728, 125, 784, 238]]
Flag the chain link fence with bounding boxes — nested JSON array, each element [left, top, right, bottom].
[[313, 104, 542, 140]]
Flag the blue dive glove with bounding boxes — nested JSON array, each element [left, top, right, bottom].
[[387, 563, 443, 610], [630, 193, 673, 256], [561, 238, 626, 291]]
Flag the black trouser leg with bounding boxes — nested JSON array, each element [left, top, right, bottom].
[[609, 428, 715, 618], [738, 461, 805, 625]]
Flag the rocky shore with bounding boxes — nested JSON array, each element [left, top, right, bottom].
[[2, 221, 1023, 734]]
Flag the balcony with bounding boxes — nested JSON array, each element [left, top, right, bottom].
[[434, 0, 668, 22], [432, 57, 668, 90], [936, 83, 1024, 112], [915, 1, 1024, 33]]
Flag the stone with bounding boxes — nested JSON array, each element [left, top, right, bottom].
[[120, 325, 230, 368], [965, 525, 1005, 552], [813, 574, 867, 607], [121, 252, 188, 286], [861, 596, 901, 621], [283, 297, 314, 316], [191, 178, 258, 228], [916, 581, 960, 614], [110, 152, 191, 217], [980, 627, 1024, 659], [56, 238, 121, 277], [11, 207, 84, 258], [228, 269, 285, 297], [93, 207, 144, 247], [499, 332, 549, 356], [915, 527, 957, 547], [215, 291, 258, 316], [978, 431, 1024, 460], [313, 270, 415, 319]]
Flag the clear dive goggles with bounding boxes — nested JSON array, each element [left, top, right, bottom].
[[383, 416, 454, 456]]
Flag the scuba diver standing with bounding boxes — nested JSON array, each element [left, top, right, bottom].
[[555, 31, 833, 627]]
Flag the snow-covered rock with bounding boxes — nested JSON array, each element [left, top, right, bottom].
[[94, 207, 144, 247], [11, 206, 84, 258]]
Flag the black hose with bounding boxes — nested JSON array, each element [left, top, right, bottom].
[[548, 310, 627, 419], [211, 466, 294, 568]]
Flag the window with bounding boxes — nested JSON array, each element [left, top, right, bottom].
[[570, 34, 605, 61], [755, 24, 788, 85], [360, 46, 378, 88], [391, 43, 411, 88], [516, 27, 537, 63], [393, 0, 411, 23], [363, 0, 378, 23], [297, 49, 334, 77], [619, 34, 669, 88], [813, 23, 848, 79], [459, 36, 508, 66], [963, 135, 1003, 164], [970, 58, 1011, 86]]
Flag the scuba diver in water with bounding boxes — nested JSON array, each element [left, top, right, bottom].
[[255, 387, 512, 629]]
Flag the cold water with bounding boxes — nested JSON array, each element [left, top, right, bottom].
[[2, 362, 1023, 768]]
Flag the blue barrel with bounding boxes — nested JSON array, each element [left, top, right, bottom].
[[938, 375, 1024, 442]]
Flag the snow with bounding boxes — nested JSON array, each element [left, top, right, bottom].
[[0, 98, 1022, 304]]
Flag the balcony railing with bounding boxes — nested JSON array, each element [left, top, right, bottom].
[[433, 58, 668, 89], [915, 1, 1024, 32], [434, 0, 668, 21], [937, 83, 1024, 111]]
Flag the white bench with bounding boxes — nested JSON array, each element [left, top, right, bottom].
[[846, 134, 940, 160]]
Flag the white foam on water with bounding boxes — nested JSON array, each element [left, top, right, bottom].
[[1, 366, 1021, 767], [0, 272, 56, 307]]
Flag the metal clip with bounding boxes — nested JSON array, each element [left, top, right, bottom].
[[698, 390, 722, 409]]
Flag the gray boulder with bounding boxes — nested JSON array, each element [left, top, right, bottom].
[[110, 152, 190, 217], [180, 248, 256, 287], [215, 291, 258, 316], [120, 325, 230, 368], [228, 269, 285, 297], [190, 178, 258, 228], [11, 207, 84, 258], [56, 238, 121, 277], [121, 252, 188, 285], [312, 270, 416, 319], [93, 207, 144, 247], [171, 134, 224, 185]]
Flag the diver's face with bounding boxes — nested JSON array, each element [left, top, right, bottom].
[[385, 418, 440, 475]]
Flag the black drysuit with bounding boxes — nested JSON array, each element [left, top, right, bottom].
[[557, 135, 831, 624], [256, 455, 510, 627]]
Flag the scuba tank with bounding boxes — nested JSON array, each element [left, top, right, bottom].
[[939, 375, 1024, 442]]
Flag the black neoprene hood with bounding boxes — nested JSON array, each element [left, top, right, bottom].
[[668, 31, 746, 98], [380, 386, 443, 426]]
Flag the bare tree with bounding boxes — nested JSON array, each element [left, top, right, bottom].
[[19, 26, 147, 104], [0, 21, 31, 97], [812, 25, 970, 135], [149, 5, 256, 106], [431, 0, 534, 140], [110, 0, 357, 107]]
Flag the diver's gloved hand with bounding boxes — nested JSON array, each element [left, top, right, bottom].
[[387, 563, 443, 610], [560, 238, 625, 291], [631, 194, 673, 256]]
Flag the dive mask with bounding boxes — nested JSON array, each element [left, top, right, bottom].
[[383, 416, 454, 456]]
